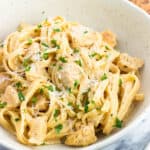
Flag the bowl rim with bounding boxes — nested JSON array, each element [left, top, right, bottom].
[[0, 0, 150, 150]]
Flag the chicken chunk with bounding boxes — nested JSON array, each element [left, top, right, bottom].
[[28, 116, 47, 145], [1, 85, 20, 107], [69, 25, 99, 48], [117, 53, 144, 72], [35, 95, 48, 111], [65, 124, 97, 146], [0, 73, 11, 92], [101, 30, 117, 48], [56, 63, 81, 88]]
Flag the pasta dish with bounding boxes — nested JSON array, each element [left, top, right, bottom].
[[0, 16, 144, 146]]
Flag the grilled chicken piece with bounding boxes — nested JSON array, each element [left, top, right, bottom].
[[65, 124, 97, 146], [117, 53, 144, 72], [101, 30, 117, 48], [35, 95, 48, 111], [57, 62, 81, 88], [1, 85, 20, 107], [69, 25, 99, 48], [28, 116, 47, 145], [0, 73, 11, 92]]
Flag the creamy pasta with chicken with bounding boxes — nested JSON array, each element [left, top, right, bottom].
[[0, 16, 144, 146]]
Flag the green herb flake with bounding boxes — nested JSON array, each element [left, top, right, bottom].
[[15, 118, 20, 122], [74, 80, 79, 88], [89, 52, 97, 58], [25, 66, 31, 72], [31, 97, 37, 104], [51, 39, 60, 49], [53, 28, 61, 32], [101, 73, 107, 81], [0, 101, 7, 108], [91, 100, 95, 104], [15, 82, 22, 89], [37, 24, 42, 28], [66, 87, 71, 94], [114, 118, 123, 128], [27, 38, 33, 45], [39, 88, 44, 94], [41, 42, 49, 48], [84, 100, 89, 113], [42, 52, 49, 60], [54, 109, 60, 118], [59, 57, 67, 63], [84, 30, 88, 34], [23, 58, 30, 67], [119, 78, 122, 86], [67, 102, 72, 106], [73, 48, 79, 53], [23, 58, 31, 72], [74, 60, 82, 67], [105, 45, 110, 50], [46, 85, 54, 92], [58, 65, 63, 70], [18, 91, 25, 102], [55, 124, 63, 133]]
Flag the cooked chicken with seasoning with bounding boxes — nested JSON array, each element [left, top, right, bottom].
[[0, 16, 144, 147]]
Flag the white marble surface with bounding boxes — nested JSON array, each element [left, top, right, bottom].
[[0, 110, 150, 150]]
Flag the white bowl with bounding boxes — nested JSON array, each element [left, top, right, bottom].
[[0, 0, 150, 150]]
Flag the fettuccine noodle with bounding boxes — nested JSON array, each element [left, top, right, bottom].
[[0, 16, 144, 146]]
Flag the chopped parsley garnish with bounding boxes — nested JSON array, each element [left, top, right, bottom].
[[15, 118, 20, 122], [101, 73, 107, 81], [91, 100, 95, 104], [54, 109, 60, 118], [105, 54, 109, 59], [59, 57, 67, 63], [74, 80, 79, 88], [51, 39, 60, 49], [46, 85, 54, 92], [84, 30, 88, 34], [27, 38, 33, 45], [41, 42, 49, 48], [25, 66, 31, 72], [18, 91, 25, 102], [15, 82, 22, 89], [84, 100, 89, 113], [66, 87, 71, 94], [105, 45, 110, 50], [31, 97, 37, 104], [74, 60, 82, 67], [58, 66, 63, 70], [67, 102, 72, 106], [53, 28, 61, 32], [0, 101, 7, 108], [23, 58, 31, 72], [119, 78, 122, 86], [114, 118, 123, 128], [55, 124, 63, 133], [89, 52, 97, 58], [89, 52, 102, 60], [37, 24, 42, 28], [42, 51, 49, 60], [39, 88, 44, 94], [73, 48, 79, 53]]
